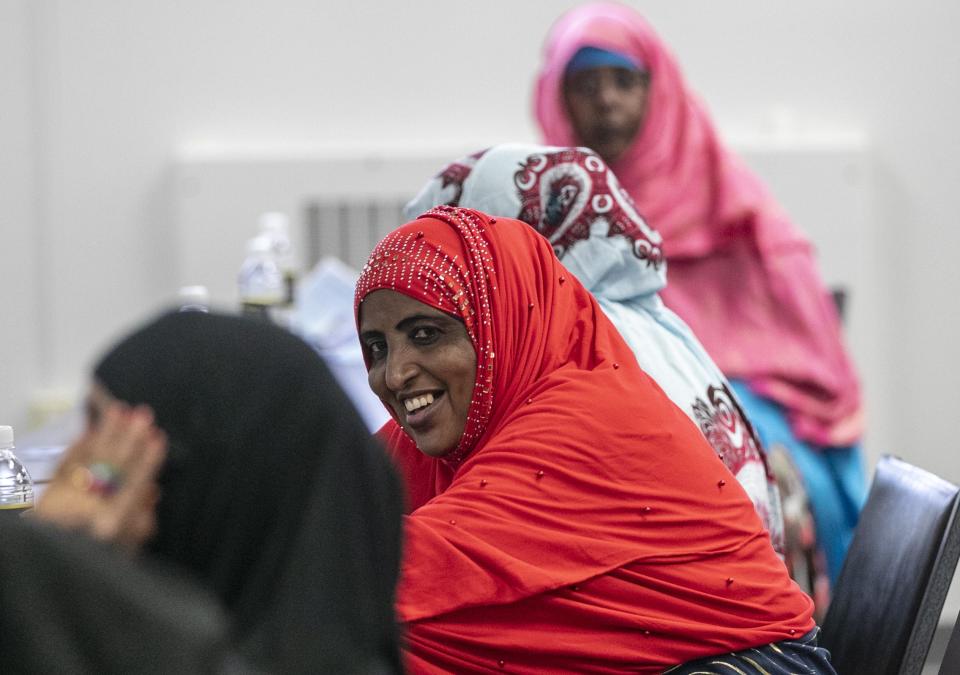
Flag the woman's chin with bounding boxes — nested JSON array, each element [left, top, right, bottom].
[[413, 436, 457, 459], [593, 140, 628, 165]]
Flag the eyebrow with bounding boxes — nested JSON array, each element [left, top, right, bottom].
[[396, 314, 450, 331], [359, 313, 454, 341]]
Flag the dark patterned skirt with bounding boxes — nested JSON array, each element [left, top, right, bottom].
[[664, 628, 836, 674]]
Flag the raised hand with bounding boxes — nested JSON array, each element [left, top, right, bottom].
[[36, 402, 167, 553]]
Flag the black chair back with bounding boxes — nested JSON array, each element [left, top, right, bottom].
[[939, 606, 960, 674], [821, 455, 960, 675]]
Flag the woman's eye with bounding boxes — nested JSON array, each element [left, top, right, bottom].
[[616, 70, 648, 90], [411, 326, 439, 343], [571, 76, 598, 97], [616, 71, 637, 89], [367, 340, 387, 360]]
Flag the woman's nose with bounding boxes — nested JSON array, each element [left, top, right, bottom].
[[384, 348, 418, 392], [595, 79, 620, 108]]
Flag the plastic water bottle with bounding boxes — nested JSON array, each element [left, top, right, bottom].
[[238, 235, 285, 323], [258, 212, 297, 307], [178, 285, 210, 313], [0, 426, 34, 518]]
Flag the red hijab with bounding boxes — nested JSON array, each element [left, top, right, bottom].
[[355, 207, 813, 673], [534, 2, 862, 447]]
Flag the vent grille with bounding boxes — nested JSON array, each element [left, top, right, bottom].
[[303, 198, 409, 270]]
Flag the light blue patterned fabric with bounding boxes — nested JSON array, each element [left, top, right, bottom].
[[730, 379, 868, 583]]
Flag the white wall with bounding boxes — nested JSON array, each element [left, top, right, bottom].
[[0, 0, 42, 430], [2, 1, 959, 480]]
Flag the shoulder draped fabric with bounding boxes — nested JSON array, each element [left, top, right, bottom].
[[0, 517, 228, 674], [404, 143, 784, 553], [533, 2, 862, 447], [93, 311, 404, 674], [355, 207, 814, 673]]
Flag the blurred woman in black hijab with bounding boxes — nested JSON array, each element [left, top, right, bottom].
[[1, 311, 404, 674]]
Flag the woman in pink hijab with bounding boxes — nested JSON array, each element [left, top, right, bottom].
[[534, 2, 866, 586]]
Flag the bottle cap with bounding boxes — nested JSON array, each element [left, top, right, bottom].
[[178, 285, 210, 304], [178, 285, 210, 312], [0, 426, 13, 447], [246, 235, 273, 254], [259, 211, 289, 234]]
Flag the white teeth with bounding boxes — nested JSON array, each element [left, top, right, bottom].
[[404, 393, 436, 413]]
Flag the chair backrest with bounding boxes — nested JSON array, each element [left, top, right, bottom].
[[939, 606, 960, 675], [821, 455, 960, 675]]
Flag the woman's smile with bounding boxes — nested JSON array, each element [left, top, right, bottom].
[[402, 391, 442, 428]]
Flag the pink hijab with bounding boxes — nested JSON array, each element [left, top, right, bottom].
[[534, 2, 862, 447]]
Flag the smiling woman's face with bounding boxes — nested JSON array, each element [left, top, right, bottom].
[[359, 289, 477, 458]]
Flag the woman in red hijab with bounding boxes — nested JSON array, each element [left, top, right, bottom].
[[534, 2, 866, 589], [355, 206, 834, 673]]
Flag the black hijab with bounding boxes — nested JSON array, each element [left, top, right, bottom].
[[89, 310, 404, 673]]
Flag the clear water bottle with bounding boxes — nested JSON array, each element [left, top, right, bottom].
[[178, 285, 210, 313], [238, 234, 286, 323], [258, 212, 297, 307], [0, 425, 34, 519]]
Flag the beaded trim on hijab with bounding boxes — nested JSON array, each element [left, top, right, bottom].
[[356, 206, 498, 467]]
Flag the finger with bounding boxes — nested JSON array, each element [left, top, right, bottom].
[[53, 428, 97, 477], [87, 403, 155, 478], [35, 481, 98, 527], [104, 432, 167, 535], [110, 405, 157, 470], [121, 484, 160, 551], [98, 402, 134, 454]]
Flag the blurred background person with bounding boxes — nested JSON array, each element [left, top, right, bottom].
[[534, 2, 866, 589], [13, 311, 404, 674]]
